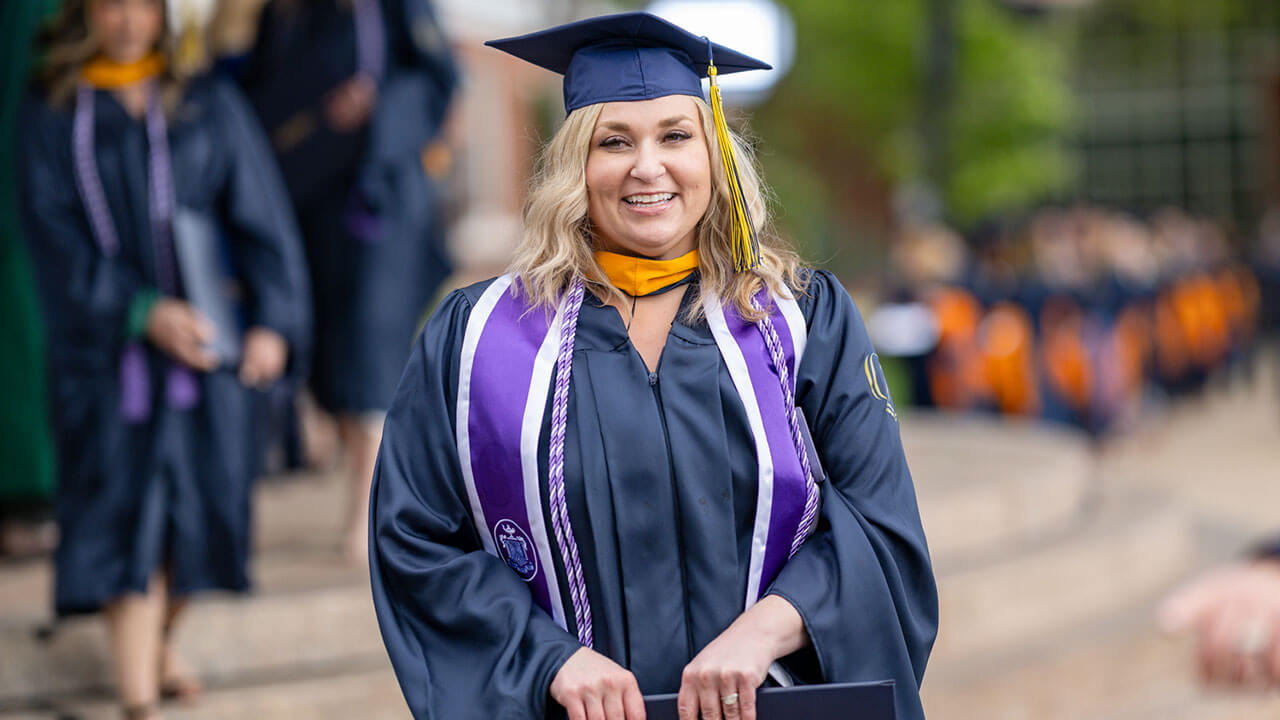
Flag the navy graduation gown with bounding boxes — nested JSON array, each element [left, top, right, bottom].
[[240, 0, 459, 413], [18, 76, 310, 615], [370, 270, 937, 719]]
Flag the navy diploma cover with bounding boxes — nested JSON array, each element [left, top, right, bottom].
[[643, 681, 897, 720]]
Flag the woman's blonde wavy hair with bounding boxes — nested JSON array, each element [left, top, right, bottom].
[[509, 97, 808, 322]]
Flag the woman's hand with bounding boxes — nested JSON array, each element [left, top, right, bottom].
[[550, 647, 646, 720], [239, 327, 289, 388], [677, 595, 808, 720], [145, 298, 218, 371], [325, 74, 377, 132]]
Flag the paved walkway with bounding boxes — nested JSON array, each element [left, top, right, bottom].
[[917, 347, 1280, 719]]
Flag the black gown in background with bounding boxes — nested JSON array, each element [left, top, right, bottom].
[[18, 76, 311, 615], [240, 0, 459, 414], [370, 270, 938, 720]]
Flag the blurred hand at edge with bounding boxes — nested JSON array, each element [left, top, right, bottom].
[[1159, 558, 1280, 689], [325, 74, 377, 133], [238, 326, 288, 388]]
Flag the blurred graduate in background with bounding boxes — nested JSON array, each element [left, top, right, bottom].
[[18, 0, 310, 716], [237, 0, 459, 561]]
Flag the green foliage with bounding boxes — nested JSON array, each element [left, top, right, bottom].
[[946, 0, 1075, 222], [757, 0, 923, 192], [754, 0, 1076, 247]]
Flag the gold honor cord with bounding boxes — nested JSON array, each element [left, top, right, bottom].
[[706, 59, 762, 273]]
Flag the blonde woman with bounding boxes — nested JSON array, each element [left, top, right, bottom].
[[369, 12, 936, 720], [20, 0, 309, 717]]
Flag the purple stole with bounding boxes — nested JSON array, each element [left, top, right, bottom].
[[457, 274, 572, 630], [457, 275, 812, 646]]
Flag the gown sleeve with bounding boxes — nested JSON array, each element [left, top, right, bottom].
[[765, 270, 938, 718], [17, 95, 146, 365], [369, 288, 583, 720], [210, 79, 311, 354]]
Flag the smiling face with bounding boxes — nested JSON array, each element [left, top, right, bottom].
[[88, 0, 165, 64], [585, 94, 713, 260]]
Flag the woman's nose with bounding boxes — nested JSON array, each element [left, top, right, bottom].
[[629, 142, 666, 183]]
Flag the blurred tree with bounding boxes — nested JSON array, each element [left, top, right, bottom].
[[0, 0, 59, 536], [751, 0, 1075, 268]]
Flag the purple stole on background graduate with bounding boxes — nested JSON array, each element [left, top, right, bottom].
[[456, 274, 818, 652]]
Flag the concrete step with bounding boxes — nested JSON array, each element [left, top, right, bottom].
[[0, 548, 382, 710], [922, 599, 1280, 720], [902, 413, 1094, 565], [252, 470, 350, 557], [930, 493, 1195, 664], [0, 469, 354, 626], [0, 467, 386, 711], [0, 665, 407, 720]]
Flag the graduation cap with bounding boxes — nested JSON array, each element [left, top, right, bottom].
[[487, 12, 771, 272], [485, 12, 771, 112]]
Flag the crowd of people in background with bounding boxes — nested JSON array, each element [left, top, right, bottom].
[[873, 205, 1273, 438]]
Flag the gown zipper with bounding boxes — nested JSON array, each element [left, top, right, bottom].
[[648, 367, 697, 661]]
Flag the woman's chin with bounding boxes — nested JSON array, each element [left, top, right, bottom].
[[604, 227, 694, 258], [101, 46, 153, 64], [610, 239, 693, 259]]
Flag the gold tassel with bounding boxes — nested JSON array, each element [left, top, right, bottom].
[[707, 61, 761, 273]]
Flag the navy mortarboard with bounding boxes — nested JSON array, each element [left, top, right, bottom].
[[487, 11, 772, 271], [484, 11, 770, 112]]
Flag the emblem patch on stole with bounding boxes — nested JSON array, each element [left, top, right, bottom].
[[495, 519, 538, 581], [863, 353, 898, 421]]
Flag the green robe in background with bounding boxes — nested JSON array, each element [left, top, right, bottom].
[[0, 0, 57, 512]]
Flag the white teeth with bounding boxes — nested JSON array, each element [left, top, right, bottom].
[[624, 193, 675, 205]]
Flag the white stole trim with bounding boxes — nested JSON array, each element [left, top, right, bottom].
[[520, 298, 570, 629], [455, 274, 513, 556], [705, 295, 776, 611]]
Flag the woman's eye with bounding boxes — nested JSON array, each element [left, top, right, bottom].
[[664, 131, 691, 142], [599, 137, 628, 148]]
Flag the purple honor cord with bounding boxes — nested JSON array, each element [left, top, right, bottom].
[[752, 301, 820, 554], [547, 278, 593, 647], [352, 0, 386, 82], [73, 86, 120, 255]]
